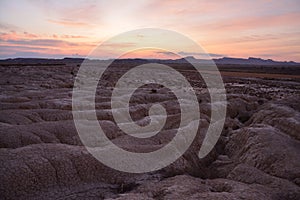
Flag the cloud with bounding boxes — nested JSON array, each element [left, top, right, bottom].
[[0, 31, 96, 59], [101, 42, 136, 48], [2, 38, 77, 47], [60, 34, 87, 39], [206, 12, 300, 31], [0, 40, 93, 58], [0, 23, 20, 31], [1, 0, 300, 61], [0, 31, 18, 40], [53, 34, 87, 39], [155, 51, 175, 56], [232, 32, 300, 44], [1, 45, 48, 52], [23, 32, 38, 38], [151, 50, 225, 59], [1, 31, 40, 41], [178, 51, 225, 58], [30, 0, 100, 22], [47, 19, 94, 27], [0, 31, 91, 44], [0, 49, 75, 59]]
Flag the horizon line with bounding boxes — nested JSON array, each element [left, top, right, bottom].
[[0, 56, 299, 63]]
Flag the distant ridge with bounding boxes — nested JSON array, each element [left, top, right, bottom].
[[0, 56, 299, 66], [213, 57, 299, 66]]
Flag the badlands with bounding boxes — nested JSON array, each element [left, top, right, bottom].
[[0, 59, 299, 199]]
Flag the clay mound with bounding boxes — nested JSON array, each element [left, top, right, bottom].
[[248, 103, 300, 140], [225, 125, 300, 183], [0, 64, 299, 199]]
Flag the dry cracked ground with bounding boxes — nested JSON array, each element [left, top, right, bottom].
[[0, 62, 300, 199]]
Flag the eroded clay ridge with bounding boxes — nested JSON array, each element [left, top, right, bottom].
[[0, 63, 299, 200]]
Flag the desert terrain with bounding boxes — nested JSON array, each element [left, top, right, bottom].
[[0, 59, 300, 199]]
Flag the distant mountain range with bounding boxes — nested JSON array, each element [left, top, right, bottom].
[[0, 56, 299, 66], [213, 57, 299, 66]]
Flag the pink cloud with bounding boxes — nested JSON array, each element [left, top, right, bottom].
[[47, 19, 94, 27], [0, 31, 96, 58], [213, 12, 300, 31]]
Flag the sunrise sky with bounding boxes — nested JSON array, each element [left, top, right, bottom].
[[0, 0, 299, 61]]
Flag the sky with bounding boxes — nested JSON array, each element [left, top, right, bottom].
[[0, 0, 299, 61]]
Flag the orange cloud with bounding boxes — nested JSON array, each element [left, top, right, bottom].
[[119, 48, 181, 59]]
